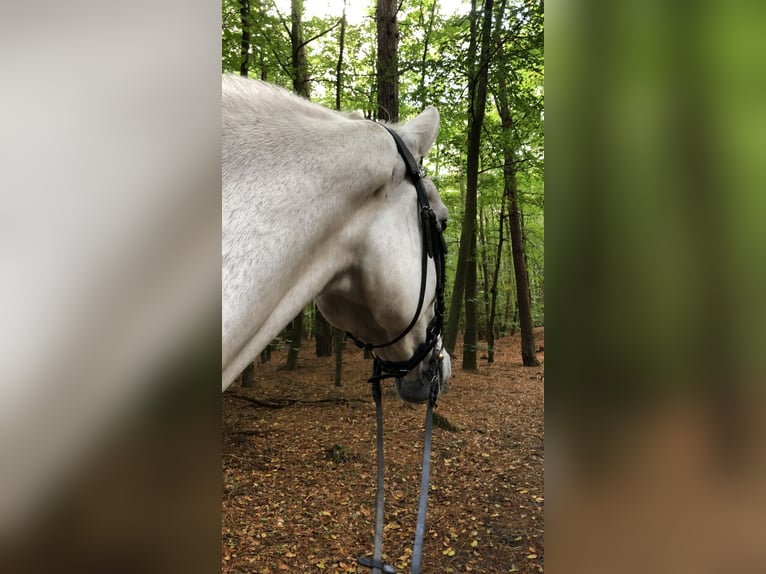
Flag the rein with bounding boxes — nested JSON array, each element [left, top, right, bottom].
[[354, 125, 448, 574]]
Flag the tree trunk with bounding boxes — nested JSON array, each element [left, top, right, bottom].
[[507, 171, 538, 366], [496, 64, 539, 367], [461, 0, 495, 371], [291, 0, 310, 98], [333, 330, 344, 386], [521, 209, 535, 310], [504, 215, 517, 334], [487, 194, 507, 363], [240, 361, 254, 387], [444, 0, 479, 357], [478, 202, 491, 340], [260, 343, 271, 364], [327, 6, 348, 364], [418, 0, 438, 101], [283, 0, 311, 372], [239, 0, 250, 77], [463, 228, 479, 370], [259, 50, 267, 81], [335, 0, 347, 111], [376, 0, 399, 122], [286, 312, 303, 370], [444, 250, 466, 356], [315, 305, 333, 357]]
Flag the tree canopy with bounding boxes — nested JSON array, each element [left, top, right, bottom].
[[223, 0, 544, 365]]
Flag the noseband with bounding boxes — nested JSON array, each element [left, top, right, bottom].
[[346, 125, 448, 382]]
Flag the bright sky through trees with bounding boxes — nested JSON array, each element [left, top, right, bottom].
[[274, 0, 471, 26]]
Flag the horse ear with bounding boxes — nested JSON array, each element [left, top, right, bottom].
[[398, 106, 440, 159]]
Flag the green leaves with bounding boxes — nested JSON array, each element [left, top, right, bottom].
[[222, 0, 545, 336]]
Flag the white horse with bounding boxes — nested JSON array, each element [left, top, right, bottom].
[[222, 75, 451, 402]]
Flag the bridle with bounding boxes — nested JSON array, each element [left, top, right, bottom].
[[352, 124, 448, 574], [345, 124, 448, 383]]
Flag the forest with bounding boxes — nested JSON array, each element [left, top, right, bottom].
[[222, 1, 544, 572], [223, 0, 543, 371]]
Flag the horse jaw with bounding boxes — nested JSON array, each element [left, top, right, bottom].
[[395, 350, 452, 403]]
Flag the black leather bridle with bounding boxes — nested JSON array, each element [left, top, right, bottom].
[[353, 124, 449, 574], [346, 124, 448, 383]]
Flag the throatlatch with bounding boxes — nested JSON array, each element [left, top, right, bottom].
[[355, 124, 448, 574]]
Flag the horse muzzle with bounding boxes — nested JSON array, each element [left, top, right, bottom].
[[395, 350, 451, 403]]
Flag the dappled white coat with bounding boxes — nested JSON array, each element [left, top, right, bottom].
[[222, 76, 450, 397]]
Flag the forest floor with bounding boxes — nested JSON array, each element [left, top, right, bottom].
[[222, 328, 544, 574]]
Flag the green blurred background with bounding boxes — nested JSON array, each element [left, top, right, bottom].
[[547, 0, 766, 571]]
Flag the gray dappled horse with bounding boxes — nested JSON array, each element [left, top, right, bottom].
[[222, 74, 450, 402], [222, 75, 452, 573]]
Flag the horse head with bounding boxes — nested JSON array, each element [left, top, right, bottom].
[[316, 108, 451, 403]]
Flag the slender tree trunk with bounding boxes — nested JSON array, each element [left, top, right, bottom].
[[376, 0, 399, 122], [444, 244, 467, 355], [418, 0, 438, 101], [367, 45, 376, 120], [240, 361, 254, 387], [463, 228, 479, 370], [291, 0, 310, 98], [520, 209, 534, 308], [478, 202, 491, 340], [260, 343, 271, 364], [327, 10, 349, 363], [315, 305, 333, 357], [233, 0, 251, 391], [250, 4, 268, 81], [507, 170, 538, 365], [444, 0, 479, 357], [285, 0, 310, 371], [312, 13, 347, 365], [234, 0, 252, 392], [504, 214, 517, 334], [487, 194, 507, 363], [259, 52, 267, 81], [333, 330, 344, 386], [256, 4, 267, 82], [286, 312, 303, 370], [335, 0, 347, 112], [239, 0, 250, 77], [497, 67, 539, 366], [461, 0, 495, 371]]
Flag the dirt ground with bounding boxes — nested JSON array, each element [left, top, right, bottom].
[[222, 328, 544, 573]]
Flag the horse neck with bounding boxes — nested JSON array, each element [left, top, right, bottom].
[[222, 114, 396, 388]]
